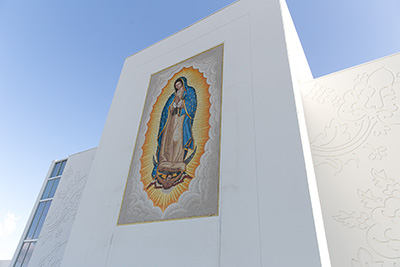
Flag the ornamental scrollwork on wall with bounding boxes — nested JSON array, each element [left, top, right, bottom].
[[333, 168, 400, 265], [309, 67, 400, 174], [351, 248, 384, 267], [38, 241, 67, 267], [306, 83, 335, 104], [39, 168, 87, 244], [37, 166, 89, 266]]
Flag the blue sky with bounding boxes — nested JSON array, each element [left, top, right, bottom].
[[1, 0, 399, 260]]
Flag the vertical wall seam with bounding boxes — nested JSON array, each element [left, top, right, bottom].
[[247, 13, 264, 267], [104, 229, 116, 267]]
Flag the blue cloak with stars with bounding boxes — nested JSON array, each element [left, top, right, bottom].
[[152, 77, 197, 177]]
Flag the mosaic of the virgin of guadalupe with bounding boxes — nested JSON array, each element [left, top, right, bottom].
[[118, 45, 223, 224]]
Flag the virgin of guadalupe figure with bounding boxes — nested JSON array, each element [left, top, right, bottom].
[[151, 77, 197, 189]]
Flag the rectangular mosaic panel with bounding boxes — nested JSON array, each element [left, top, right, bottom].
[[118, 44, 223, 224]]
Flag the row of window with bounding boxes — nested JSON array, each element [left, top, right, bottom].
[[14, 159, 67, 267]]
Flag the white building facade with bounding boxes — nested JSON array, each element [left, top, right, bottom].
[[10, 0, 400, 266]]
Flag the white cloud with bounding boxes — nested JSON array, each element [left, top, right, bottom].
[[0, 212, 19, 238], [0, 212, 20, 260]]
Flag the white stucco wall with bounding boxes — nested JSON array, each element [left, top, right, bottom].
[[300, 53, 400, 266], [25, 148, 96, 267], [60, 0, 320, 266]]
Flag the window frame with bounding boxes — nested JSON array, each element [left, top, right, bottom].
[[11, 158, 67, 267]]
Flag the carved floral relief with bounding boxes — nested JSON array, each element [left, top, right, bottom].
[[301, 60, 400, 266]]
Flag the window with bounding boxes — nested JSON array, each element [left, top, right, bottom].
[[14, 159, 67, 267], [50, 160, 66, 178]]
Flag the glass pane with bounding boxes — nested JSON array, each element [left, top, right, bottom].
[[21, 242, 36, 267], [57, 160, 67, 176], [50, 162, 61, 177], [48, 178, 60, 198], [32, 200, 51, 239], [40, 180, 54, 200], [14, 242, 29, 267], [25, 202, 45, 239]]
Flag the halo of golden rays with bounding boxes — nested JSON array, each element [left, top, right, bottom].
[[140, 67, 211, 212]]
